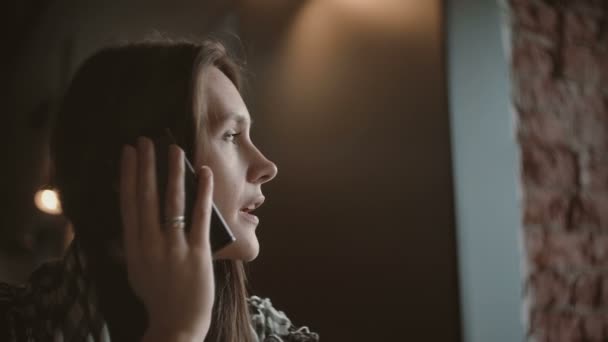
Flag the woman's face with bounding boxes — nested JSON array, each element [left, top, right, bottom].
[[194, 67, 278, 261]]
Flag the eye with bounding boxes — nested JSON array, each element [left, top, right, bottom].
[[224, 131, 242, 144]]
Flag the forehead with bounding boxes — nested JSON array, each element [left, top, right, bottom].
[[200, 67, 250, 126]]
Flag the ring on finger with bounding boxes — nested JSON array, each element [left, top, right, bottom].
[[164, 215, 186, 229]]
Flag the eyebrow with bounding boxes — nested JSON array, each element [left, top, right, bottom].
[[220, 112, 253, 126]]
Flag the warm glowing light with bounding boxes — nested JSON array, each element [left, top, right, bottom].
[[274, 0, 436, 101], [35, 189, 62, 215]]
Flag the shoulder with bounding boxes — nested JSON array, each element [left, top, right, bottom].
[[0, 280, 29, 315], [248, 295, 319, 342], [0, 281, 24, 301], [0, 259, 64, 341]]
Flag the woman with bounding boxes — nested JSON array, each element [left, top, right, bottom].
[[0, 39, 319, 341]]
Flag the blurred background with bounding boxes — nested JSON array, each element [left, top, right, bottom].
[[1, 1, 530, 341]]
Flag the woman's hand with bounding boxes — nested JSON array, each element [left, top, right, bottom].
[[119, 137, 215, 341]]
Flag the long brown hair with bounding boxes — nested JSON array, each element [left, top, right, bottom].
[[51, 38, 254, 342]]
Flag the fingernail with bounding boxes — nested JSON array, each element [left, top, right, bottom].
[[122, 144, 134, 157], [137, 136, 147, 149], [175, 144, 185, 155], [200, 165, 210, 178]]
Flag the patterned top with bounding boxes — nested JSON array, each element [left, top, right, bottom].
[[0, 240, 319, 342]]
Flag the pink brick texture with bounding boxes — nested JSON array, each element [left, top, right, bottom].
[[506, 0, 608, 340]]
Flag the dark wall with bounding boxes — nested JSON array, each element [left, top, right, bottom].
[[237, 2, 460, 341]]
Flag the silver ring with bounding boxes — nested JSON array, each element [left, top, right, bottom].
[[164, 215, 185, 229]]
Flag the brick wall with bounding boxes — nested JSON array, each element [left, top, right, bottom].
[[506, 0, 608, 340]]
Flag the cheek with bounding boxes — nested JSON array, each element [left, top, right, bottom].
[[203, 146, 237, 207], [211, 164, 242, 218]]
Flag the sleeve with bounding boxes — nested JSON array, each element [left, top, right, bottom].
[[248, 296, 320, 342]]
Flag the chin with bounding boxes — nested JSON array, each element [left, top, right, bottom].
[[213, 231, 259, 262]]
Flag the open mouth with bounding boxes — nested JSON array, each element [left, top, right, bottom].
[[239, 208, 259, 224], [239, 196, 264, 225]]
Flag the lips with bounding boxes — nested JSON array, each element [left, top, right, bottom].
[[240, 195, 265, 213], [239, 196, 265, 225], [240, 210, 260, 225]]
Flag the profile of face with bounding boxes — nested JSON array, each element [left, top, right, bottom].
[[195, 67, 278, 262]]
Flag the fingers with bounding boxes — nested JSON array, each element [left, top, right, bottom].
[[136, 137, 162, 248], [120, 145, 139, 258], [122, 136, 204, 257], [164, 144, 187, 249], [189, 166, 213, 249]]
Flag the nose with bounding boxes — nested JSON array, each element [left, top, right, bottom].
[[248, 147, 278, 185]]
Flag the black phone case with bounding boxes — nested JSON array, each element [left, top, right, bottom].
[[153, 131, 236, 252]]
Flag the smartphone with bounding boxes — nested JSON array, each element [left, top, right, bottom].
[[153, 129, 236, 252]]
